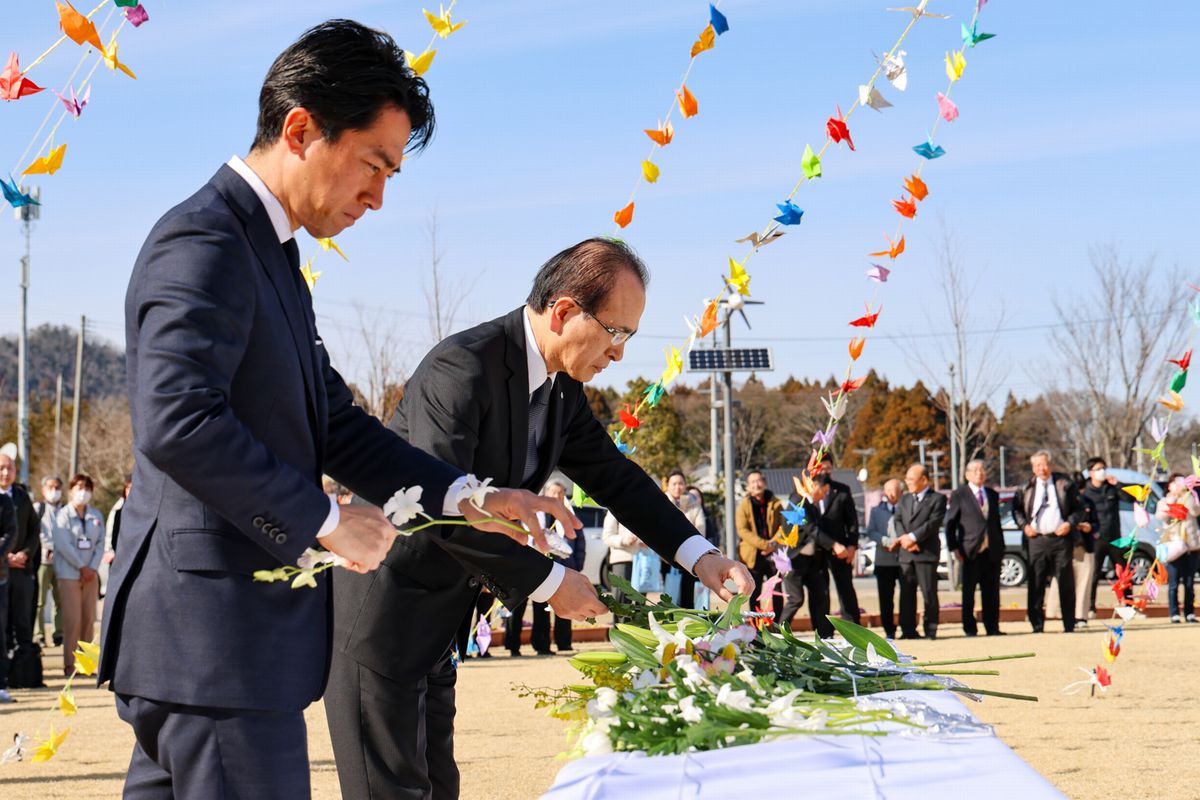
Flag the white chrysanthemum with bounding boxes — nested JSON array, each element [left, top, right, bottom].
[[678, 695, 703, 723], [715, 684, 755, 713]]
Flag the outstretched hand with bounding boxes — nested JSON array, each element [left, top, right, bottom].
[[693, 552, 754, 602], [461, 488, 582, 553]]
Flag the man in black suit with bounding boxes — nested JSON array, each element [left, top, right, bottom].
[[1011, 450, 1082, 633], [327, 238, 755, 800], [864, 478, 903, 638], [0, 454, 42, 692], [894, 464, 947, 639], [780, 473, 835, 638], [815, 455, 861, 624], [944, 460, 1005, 636], [101, 21, 574, 799]]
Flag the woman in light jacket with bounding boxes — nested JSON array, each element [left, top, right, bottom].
[[53, 473, 105, 674], [602, 509, 645, 608], [1154, 473, 1200, 624]]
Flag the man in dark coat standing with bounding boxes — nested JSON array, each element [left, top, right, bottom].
[[894, 464, 947, 639], [944, 459, 1005, 636], [1011, 450, 1082, 633]]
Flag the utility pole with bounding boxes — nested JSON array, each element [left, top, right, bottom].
[[947, 362, 960, 490], [911, 438, 932, 468], [853, 448, 876, 485], [722, 314, 736, 565], [999, 445, 1007, 488], [15, 186, 39, 486], [928, 450, 944, 490], [709, 335, 720, 487], [69, 316, 85, 478], [54, 372, 63, 476]]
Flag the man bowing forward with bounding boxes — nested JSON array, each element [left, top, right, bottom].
[[102, 20, 575, 800]]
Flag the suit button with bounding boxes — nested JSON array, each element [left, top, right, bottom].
[[467, 577, 479, 589], [253, 516, 265, 528], [275, 533, 288, 545], [262, 524, 275, 536]]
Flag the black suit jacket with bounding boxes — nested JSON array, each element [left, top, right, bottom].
[[100, 165, 462, 712], [5, 485, 41, 577], [333, 307, 701, 683], [944, 485, 1003, 561], [0, 493, 14, 582], [783, 496, 833, 564], [894, 490, 947, 564]]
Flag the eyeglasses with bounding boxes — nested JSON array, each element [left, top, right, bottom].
[[581, 308, 636, 346]]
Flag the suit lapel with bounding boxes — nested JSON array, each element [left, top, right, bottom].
[[211, 166, 321, 440], [502, 308, 530, 486]]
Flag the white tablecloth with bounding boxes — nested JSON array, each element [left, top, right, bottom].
[[542, 690, 1064, 799]]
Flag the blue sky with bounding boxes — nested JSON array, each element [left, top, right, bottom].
[[1, 0, 1197, 406]]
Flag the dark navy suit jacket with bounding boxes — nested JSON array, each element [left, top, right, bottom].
[[100, 165, 462, 712]]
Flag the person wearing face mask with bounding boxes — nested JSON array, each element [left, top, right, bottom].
[[52, 474, 105, 676], [1079, 458, 1123, 615], [33, 476, 64, 648]]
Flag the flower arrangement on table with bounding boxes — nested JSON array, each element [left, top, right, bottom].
[[518, 576, 1035, 757]]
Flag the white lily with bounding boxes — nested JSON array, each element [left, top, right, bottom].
[[648, 613, 691, 664], [715, 684, 756, 713], [678, 695, 704, 723], [631, 669, 660, 691], [580, 726, 614, 757], [764, 688, 804, 717], [384, 485, 426, 526], [679, 659, 711, 690], [585, 686, 619, 720], [771, 706, 825, 731]]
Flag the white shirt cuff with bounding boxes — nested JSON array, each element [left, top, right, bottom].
[[676, 534, 717, 575], [528, 562, 566, 603], [315, 496, 340, 539], [441, 475, 471, 517]]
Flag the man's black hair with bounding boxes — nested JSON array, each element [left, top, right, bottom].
[[251, 19, 435, 153]]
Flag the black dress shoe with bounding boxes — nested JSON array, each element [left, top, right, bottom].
[[883, 631, 897, 640], [534, 650, 554, 657], [508, 650, 524, 657], [963, 630, 978, 637], [1030, 626, 1044, 633], [985, 631, 1007, 636], [478, 651, 494, 658], [898, 632, 923, 640]]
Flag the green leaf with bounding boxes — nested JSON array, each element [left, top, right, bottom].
[[826, 617, 899, 663], [614, 623, 658, 648], [607, 573, 649, 606]]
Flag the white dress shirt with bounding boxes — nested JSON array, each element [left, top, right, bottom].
[[1033, 478, 1063, 535], [226, 156, 468, 546], [522, 309, 714, 603]]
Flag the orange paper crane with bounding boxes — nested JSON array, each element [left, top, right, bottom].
[[904, 174, 929, 201], [57, 1, 104, 50], [892, 196, 917, 219], [677, 84, 699, 118], [869, 235, 905, 260], [690, 24, 715, 57], [613, 202, 634, 229], [644, 122, 674, 147], [848, 337, 865, 360], [699, 300, 719, 337]]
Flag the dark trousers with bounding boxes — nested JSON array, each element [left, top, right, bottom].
[[874, 565, 901, 637], [1167, 552, 1197, 618], [325, 650, 458, 800], [899, 559, 939, 637], [0, 581, 8, 689], [7, 571, 36, 653], [827, 556, 860, 623], [961, 555, 1002, 634], [530, 601, 573, 652], [1027, 536, 1075, 631], [749, 560, 783, 621], [116, 693, 309, 800], [780, 556, 833, 637]]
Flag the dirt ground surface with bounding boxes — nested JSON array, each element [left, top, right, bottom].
[[2, 607, 1197, 799]]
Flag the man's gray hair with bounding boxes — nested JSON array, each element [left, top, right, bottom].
[[41, 475, 62, 486], [1029, 450, 1053, 464]]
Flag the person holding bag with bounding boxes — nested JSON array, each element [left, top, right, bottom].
[[1155, 473, 1200, 623]]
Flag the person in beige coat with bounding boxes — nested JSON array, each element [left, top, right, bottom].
[[735, 470, 785, 617]]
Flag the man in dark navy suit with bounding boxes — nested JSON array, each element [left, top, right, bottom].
[[101, 20, 576, 799]]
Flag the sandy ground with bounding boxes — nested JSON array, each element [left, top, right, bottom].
[[2, 596, 1198, 799]]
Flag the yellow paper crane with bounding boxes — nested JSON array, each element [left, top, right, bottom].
[[103, 34, 136, 79], [660, 346, 683, 385], [22, 143, 67, 176], [945, 50, 966, 82], [31, 725, 69, 763], [727, 257, 751, 296], [316, 238, 348, 261], [641, 160, 660, 183], [424, 5, 466, 38], [300, 261, 322, 292], [406, 48, 436, 77]]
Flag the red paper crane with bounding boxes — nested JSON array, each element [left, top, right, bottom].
[[841, 376, 866, 394], [1169, 349, 1192, 371], [619, 404, 641, 429], [826, 105, 855, 151], [849, 305, 882, 329], [892, 196, 917, 219]]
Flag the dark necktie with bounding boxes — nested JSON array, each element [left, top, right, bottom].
[[977, 488, 986, 509], [523, 378, 552, 484], [283, 238, 301, 272], [1034, 481, 1051, 527]]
